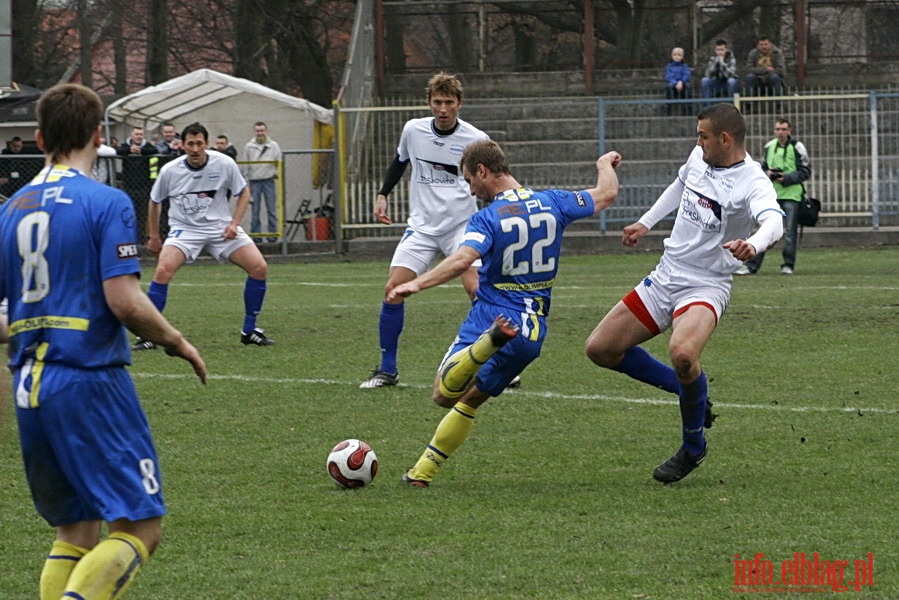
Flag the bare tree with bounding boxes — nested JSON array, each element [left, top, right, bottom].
[[147, 0, 169, 84]]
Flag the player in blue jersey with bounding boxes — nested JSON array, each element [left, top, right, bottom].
[[133, 121, 274, 349], [360, 72, 490, 389], [386, 140, 622, 487], [0, 83, 206, 600], [585, 103, 783, 483]]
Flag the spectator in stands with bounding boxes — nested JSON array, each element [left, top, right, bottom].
[[1, 136, 43, 198], [155, 122, 183, 156], [243, 122, 282, 242], [664, 47, 692, 116], [744, 36, 785, 97], [116, 127, 159, 234], [215, 135, 238, 160], [700, 39, 739, 105], [91, 136, 118, 184]]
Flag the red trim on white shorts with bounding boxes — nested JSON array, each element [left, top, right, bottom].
[[623, 289, 660, 335], [673, 301, 719, 325]]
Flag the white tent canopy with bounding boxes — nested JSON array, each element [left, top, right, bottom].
[[104, 69, 334, 240], [104, 68, 332, 131]]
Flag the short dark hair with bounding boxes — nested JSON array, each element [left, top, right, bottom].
[[714, 39, 728, 47], [181, 122, 209, 142], [216, 134, 229, 142], [697, 103, 746, 144], [35, 83, 103, 163], [461, 140, 510, 177], [775, 117, 791, 128]]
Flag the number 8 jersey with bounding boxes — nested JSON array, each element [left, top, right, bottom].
[[0, 165, 140, 369]]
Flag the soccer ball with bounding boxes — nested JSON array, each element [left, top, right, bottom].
[[327, 439, 379, 488]]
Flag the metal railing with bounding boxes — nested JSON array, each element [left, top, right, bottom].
[[333, 90, 899, 238]]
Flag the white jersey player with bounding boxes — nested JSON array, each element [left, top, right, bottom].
[[360, 72, 490, 389], [585, 103, 784, 484], [133, 122, 275, 349]]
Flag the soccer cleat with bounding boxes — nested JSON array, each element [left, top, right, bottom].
[[131, 337, 157, 351], [507, 375, 522, 389], [734, 264, 753, 275], [781, 266, 794, 275], [360, 370, 399, 389], [486, 315, 520, 347], [704, 399, 718, 429], [652, 445, 707, 483], [241, 328, 275, 346], [402, 470, 429, 488]]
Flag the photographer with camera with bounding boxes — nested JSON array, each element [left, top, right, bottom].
[[737, 117, 810, 275]]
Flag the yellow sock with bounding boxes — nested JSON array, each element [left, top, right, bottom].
[[409, 403, 478, 482], [41, 540, 88, 600], [64, 532, 149, 600], [438, 330, 505, 398]]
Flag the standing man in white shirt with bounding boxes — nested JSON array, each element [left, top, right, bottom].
[[584, 103, 784, 483], [243, 121, 282, 242], [360, 72, 489, 389]]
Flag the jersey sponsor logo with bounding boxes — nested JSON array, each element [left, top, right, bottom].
[[117, 243, 139, 259], [416, 159, 458, 186], [463, 231, 486, 243], [173, 190, 217, 214], [575, 191, 587, 207], [681, 189, 722, 233], [493, 279, 554, 292], [450, 144, 465, 155], [10, 315, 90, 335]]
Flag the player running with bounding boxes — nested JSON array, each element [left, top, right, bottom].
[[388, 140, 622, 487], [585, 103, 783, 483]]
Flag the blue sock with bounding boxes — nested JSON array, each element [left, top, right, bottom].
[[147, 281, 168, 313], [613, 346, 681, 395], [242, 277, 267, 333], [378, 302, 404, 375], [679, 371, 708, 456]]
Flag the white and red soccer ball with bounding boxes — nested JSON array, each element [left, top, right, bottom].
[[327, 439, 379, 488]]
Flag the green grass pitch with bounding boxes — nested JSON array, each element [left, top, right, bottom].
[[1, 246, 895, 599]]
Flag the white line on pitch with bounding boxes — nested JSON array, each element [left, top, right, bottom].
[[131, 372, 895, 415]]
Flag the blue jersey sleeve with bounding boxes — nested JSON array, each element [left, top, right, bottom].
[[98, 187, 142, 281]]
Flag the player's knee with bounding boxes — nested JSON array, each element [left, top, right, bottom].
[[431, 391, 455, 408], [143, 529, 162, 555], [248, 261, 267, 280], [669, 346, 699, 380], [584, 338, 619, 368]]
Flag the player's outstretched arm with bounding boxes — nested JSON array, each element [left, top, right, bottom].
[[104, 274, 208, 384], [387, 246, 480, 302]]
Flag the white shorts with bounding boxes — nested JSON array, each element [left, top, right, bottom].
[[164, 226, 255, 264], [625, 258, 731, 335], [389, 224, 481, 275]]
